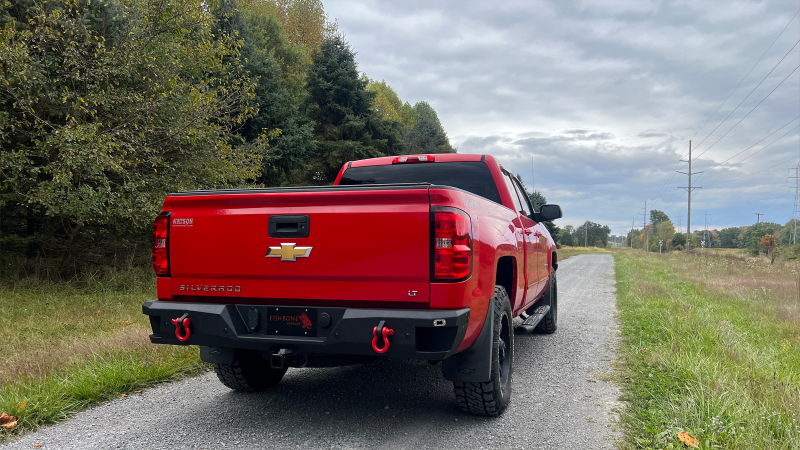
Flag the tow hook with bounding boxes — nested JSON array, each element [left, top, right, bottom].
[[371, 320, 394, 354], [171, 313, 190, 342]]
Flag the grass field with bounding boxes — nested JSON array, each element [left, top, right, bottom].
[[0, 269, 207, 438], [614, 249, 800, 449]]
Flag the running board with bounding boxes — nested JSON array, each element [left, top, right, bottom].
[[515, 305, 550, 334]]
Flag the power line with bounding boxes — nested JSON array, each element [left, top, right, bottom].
[[697, 116, 800, 181], [692, 38, 800, 158], [693, 61, 800, 161], [689, 9, 800, 153], [705, 154, 799, 188]]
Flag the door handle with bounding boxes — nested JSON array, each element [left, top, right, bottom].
[[524, 229, 533, 235], [533, 230, 543, 237]]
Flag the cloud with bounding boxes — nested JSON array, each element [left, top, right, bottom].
[[327, 0, 800, 231]]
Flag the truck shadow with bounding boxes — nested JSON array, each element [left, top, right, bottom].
[[177, 333, 551, 446]]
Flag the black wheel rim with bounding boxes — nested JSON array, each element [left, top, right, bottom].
[[498, 313, 511, 392]]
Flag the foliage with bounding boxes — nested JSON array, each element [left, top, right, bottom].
[[759, 234, 776, 263], [0, 0, 259, 266], [575, 221, 611, 247], [365, 77, 403, 122], [235, 0, 314, 186], [405, 101, 455, 154], [304, 34, 407, 183], [743, 223, 779, 256], [651, 221, 674, 252], [614, 251, 800, 449], [649, 209, 670, 228], [559, 225, 577, 247], [672, 232, 687, 249]]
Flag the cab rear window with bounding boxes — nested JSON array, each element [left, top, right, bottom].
[[339, 161, 502, 204]]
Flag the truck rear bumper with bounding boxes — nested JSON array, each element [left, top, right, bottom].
[[142, 300, 470, 361]]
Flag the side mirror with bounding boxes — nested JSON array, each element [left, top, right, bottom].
[[534, 204, 562, 222]]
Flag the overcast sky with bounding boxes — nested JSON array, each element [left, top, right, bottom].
[[326, 0, 800, 235]]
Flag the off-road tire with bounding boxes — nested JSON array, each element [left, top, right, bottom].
[[533, 270, 557, 334], [453, 285, 514, 416], [213, 350, 287, 392]]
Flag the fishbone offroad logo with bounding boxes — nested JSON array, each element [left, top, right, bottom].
[[271, 312, 313, 329]]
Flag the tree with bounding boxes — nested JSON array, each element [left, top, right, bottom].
[[234, 0, 314, 186], [258, 0, 337, 59], [718, 227, 742, 248], [743, 223, 778, 256], [405, 101, 455, 154], [672, 233, 687, 249], [0, 0, 259, 266], [649, 210, 670, 229], [759, 234, 776, 264], [559, 225, 576, 247], [654, 221, 675, 252], [304, 34, 405, 183], [365, 77, 403, 122], [575, 221, 611, 247]]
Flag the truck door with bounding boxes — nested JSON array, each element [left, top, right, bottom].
[[512, 178, 549, 300], [509, 176, 547, 305], [501, 172, 537, 310]]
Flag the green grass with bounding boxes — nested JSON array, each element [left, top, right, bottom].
[[615, 251, 800, 449], [0, 268, 208, 438]]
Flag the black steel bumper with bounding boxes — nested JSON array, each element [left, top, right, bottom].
[[142, 300, 470, 361]]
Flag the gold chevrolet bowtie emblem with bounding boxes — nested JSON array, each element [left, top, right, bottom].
[[266, 243, 312, 261]]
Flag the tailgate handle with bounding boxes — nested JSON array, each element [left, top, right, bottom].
[[269, 215, 310, 238]]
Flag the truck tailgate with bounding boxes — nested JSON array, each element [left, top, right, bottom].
[[165, 186, 431, 304]]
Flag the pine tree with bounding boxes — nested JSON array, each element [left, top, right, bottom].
[[304, 35, 404, 182], [405, 101, 455, 154]]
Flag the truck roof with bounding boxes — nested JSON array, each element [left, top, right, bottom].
[[349, 153, 495, 168]]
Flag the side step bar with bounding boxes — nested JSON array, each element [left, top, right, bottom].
[[515, 305, 550, 334]]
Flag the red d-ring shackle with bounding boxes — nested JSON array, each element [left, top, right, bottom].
[[372, 320, 394, 354], [172, 313, 190, 342]]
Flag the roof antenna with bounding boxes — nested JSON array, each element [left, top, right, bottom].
[[531, 155, 535, 193]]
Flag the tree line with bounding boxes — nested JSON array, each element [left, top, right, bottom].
[[625, 209, 796, 260], [0, 0, 455, 272]]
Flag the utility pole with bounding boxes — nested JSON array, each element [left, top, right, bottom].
[[702, 213, 710, 249], [631, 217, 635, 248], [677, 214, 682, 235], [791, 165, 800, 244], [756, 213, 764, 223], [679, 140, 702, 254], [585, 220, 588, 247], [640, 202, 647, 252]]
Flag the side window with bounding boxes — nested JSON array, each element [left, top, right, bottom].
[[502, 172, 525, 215], [511, 179, 531, 216], [513, 178, 535, 215]]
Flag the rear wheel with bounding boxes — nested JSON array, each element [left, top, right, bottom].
[[213, 349, 287, 392], [532, 269, 557, 334], [453, 285, 513, 416]]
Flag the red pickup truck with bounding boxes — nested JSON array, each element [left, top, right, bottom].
[[143, 153, 562, 416]]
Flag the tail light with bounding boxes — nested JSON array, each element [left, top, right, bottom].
[[392, 155, 434, 164], [433, 208, 471, 280], [152, 212, 170, 276]]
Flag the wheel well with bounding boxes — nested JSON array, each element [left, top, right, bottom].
[[495, 256, 515, 300]]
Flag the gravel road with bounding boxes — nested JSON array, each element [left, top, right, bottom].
[[4, 254, 621, 450]]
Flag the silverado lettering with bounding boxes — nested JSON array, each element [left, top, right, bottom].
[[143, 153, 563, 416]]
